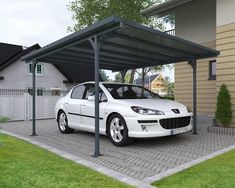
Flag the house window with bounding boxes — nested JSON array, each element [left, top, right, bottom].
[[28, 63, 33, 73], [37, 89, 43, 96], [209, 60, 216, 80], [28, 88, 44, 96], [36, 64, 42, 75], [27, 63, 43, 75]]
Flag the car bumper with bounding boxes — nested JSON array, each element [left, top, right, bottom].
[[125, 114, 193, 138]]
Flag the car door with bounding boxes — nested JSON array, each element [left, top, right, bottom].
[[66, 84, 86, 128], [80, 83, 108, 132]]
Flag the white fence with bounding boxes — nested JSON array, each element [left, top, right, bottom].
[[0, 94, 62, 121]]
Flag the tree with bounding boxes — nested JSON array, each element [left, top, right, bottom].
[[68, 0, 165, 31], [68, 0, 174, 83], [114, 72, 121, 82], [99, 69, 109, 81], [215, 84, 232, 126], [114, 71, 131, 83], [164, 76, 174, 97]]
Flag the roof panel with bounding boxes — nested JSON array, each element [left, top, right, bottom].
[[22, 15, 219, 72]]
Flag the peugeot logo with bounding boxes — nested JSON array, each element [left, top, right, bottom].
[[172, 109, 180, 114]]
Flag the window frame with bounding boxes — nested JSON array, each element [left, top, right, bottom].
[[83, 83, 108, 102], [27, 62, 43, 76], [208, 60, 216, 80], [27, 88, 44, 96], [70, 85, 86, 99]]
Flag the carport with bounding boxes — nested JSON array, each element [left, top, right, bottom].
[[22, 15, 219, 157]]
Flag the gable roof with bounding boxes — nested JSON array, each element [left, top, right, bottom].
[[0, 42, 101, 83], [135, 74, 160, 85], [0, 43, 40, 71]]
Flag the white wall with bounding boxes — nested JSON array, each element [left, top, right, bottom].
[[175, 0, 216, 44], [217, 0, 235, 27], [0, 59, 68, 91]]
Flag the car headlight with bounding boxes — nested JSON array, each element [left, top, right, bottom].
[[187, 106, 192, 113], [131, 106, 165, 115]]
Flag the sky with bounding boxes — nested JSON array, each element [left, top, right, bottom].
[[0, 0, 174, 82]]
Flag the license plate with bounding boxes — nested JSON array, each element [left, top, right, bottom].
[[171, 127, 189, 135]]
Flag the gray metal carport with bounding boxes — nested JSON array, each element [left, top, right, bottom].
[[22, 15, 219, 157]]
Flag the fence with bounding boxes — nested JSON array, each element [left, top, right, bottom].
[[0, 89, 68, 96], [0, 94, 62, 121]]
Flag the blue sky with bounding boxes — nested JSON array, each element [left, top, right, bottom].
[[0, 0, 174, 82]]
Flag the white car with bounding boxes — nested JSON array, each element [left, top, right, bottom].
[[55, 82, 192, 146]]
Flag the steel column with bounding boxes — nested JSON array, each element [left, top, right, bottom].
[[189, 59, 197, 134], [31, 59, 38, 136], [89, 36, 101, 157]]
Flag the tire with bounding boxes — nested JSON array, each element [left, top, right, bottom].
[[57, 111, 74, 134], [107, 114, 132, 146]]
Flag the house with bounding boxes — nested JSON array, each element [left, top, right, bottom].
[[135, 74, 168, 96], [0, 42, 71, 96], [142, 0, 235, 126], [0, 42, 98, 96]]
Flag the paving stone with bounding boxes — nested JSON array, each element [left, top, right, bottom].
[[1, 116, 235, 181]]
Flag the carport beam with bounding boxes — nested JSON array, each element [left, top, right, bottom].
[[31, 59, 38, 136]]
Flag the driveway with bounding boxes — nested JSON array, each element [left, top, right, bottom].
[[1, 116, 235, 182]]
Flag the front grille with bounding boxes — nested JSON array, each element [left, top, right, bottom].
[[159, 116, 191, 129]]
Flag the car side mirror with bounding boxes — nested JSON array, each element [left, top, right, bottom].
[[88, 95, 95, 101]]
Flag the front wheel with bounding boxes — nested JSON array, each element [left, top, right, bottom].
[[57, 111, 74, 134], [107, 114, 132, 146]]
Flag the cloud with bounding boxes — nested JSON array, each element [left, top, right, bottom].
[[0, 0, 74, 47]]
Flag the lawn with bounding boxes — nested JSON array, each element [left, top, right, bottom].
[[153, 149, 235, 188], [0, 134, 131, 188]]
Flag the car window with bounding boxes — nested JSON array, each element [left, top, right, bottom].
[[71, 85, 86, 99], [104, 84, 161, 99], [84, 84, 108, 102]]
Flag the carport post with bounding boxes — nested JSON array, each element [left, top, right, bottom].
[[189, 59, 197, 134], [89, 36, 102, 157], [31, 59, 38, 136]]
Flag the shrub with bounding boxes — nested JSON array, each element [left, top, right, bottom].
[[0, 116, 10, 123], [215, 84, 232, 126]]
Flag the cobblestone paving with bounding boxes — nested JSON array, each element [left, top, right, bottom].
[[1, 116, 235, 181]]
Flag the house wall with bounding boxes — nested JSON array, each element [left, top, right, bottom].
[[0, 59, 68, 91], [175, 41, 217, 115], [217, 0, 235, 27], [216, 22, 235, 126], [175, 0, 216, 44], [151, 74, 167, 96]]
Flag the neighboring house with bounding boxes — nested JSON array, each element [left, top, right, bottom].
[[135, 74, 168, 96], [0, 42, 73, 96], [142, 0, 235, 126]]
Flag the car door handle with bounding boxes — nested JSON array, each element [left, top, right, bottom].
[[81, 104, 86, 107]]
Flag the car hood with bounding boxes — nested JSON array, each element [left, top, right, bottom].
[[113, 99, 188, 112]]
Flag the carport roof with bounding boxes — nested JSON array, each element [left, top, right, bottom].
[[22, 15, 219, 71]]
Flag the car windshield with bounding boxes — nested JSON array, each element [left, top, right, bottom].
[[103, 83, 161, 99]]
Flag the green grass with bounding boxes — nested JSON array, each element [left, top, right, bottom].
[[0, 134, 132, 188], [152, 150, 235, 188]]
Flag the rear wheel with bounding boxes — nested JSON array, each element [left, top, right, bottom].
[[57, 111, 74, 134], [107, 114, 131, 146]]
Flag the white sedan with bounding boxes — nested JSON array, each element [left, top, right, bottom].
[[55, 82, 192, 146]]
